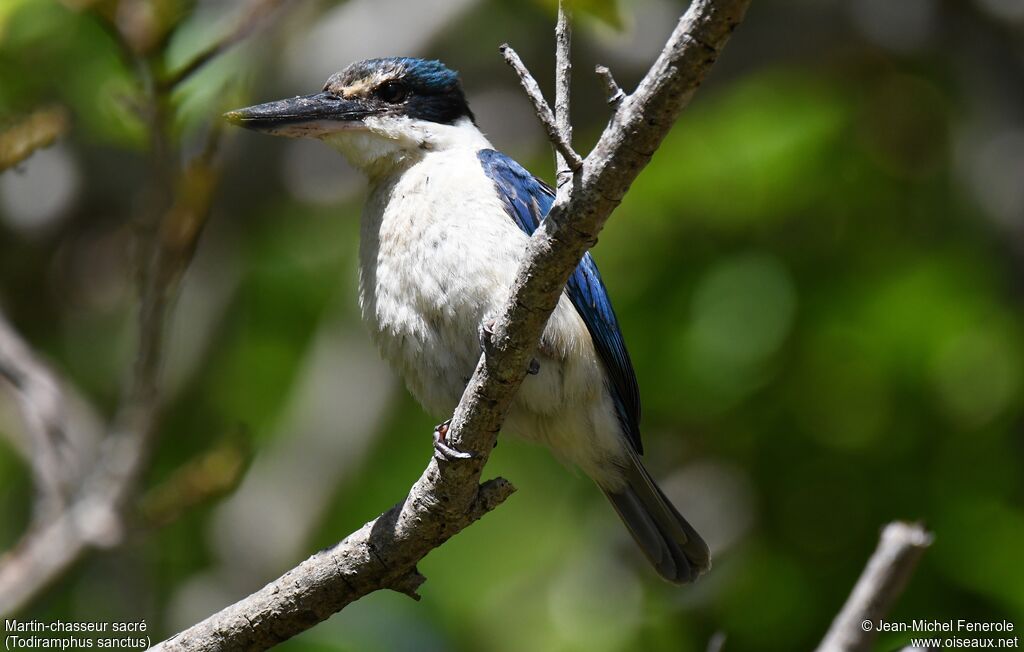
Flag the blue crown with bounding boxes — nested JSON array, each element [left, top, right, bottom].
[[338, 57, 461, 93]]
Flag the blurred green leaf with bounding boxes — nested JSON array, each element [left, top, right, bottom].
[[530, 0, 623, 30], [623, 72, 848, 230]]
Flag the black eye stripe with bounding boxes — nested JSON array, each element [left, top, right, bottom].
[[321, 69, 473, 124]]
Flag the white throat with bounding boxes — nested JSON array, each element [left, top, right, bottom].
[[322, 115, 491, 180]]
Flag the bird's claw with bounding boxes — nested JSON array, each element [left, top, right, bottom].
[[478, 318, 496, 352], [432, 419, 475, 460]]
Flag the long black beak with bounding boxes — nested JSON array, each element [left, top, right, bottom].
[[224, 92, 373, 137]]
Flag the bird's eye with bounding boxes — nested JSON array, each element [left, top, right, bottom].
[[376, 81, 409, 103]]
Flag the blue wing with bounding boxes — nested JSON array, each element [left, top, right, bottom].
[[477, 149, 642, 453]]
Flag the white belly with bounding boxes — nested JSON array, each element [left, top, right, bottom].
[[357, 148, 629, 486]]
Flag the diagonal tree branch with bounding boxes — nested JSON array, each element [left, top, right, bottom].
[[816, 522, 934, 652], [152, 1, 752, 649]]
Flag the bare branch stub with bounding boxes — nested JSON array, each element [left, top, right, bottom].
[[816, 522, 934, 652], [595, 65, 625, 105], [499, 43, 584, 172]]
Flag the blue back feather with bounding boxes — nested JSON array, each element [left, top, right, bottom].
[[477, 149, 643, 453]]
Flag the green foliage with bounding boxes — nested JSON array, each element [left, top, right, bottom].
[[530, 0, 623, 30]]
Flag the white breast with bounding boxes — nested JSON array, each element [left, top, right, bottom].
[[355, 137, 629, 487], [358, 146, 525, 416]]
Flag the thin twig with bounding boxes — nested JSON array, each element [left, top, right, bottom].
[[153, 1, 751, 648], [816, 522, 934, 652], [595, 65, 625, 105], [0, 134, 223, 616], [499, 43, 584, 171], [554, 0, 574, 190]]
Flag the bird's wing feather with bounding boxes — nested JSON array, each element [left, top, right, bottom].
[[477, 148, 642, 453]]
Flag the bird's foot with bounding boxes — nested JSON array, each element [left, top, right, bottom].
[[479, 318, 539, 375], [432, 419, 475, 461]]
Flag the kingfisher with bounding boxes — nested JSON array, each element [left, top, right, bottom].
[[226, 57, 710, 583]]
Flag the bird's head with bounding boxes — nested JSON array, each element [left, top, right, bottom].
[[226, 57, 480, 177]]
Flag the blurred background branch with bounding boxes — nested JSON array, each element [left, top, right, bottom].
[[0, 106, 70, 173], [0, 310, 96, 522], [0, 0, 292, 616]]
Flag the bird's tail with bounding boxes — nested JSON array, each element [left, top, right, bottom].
[[602, 451, 711, 584]]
